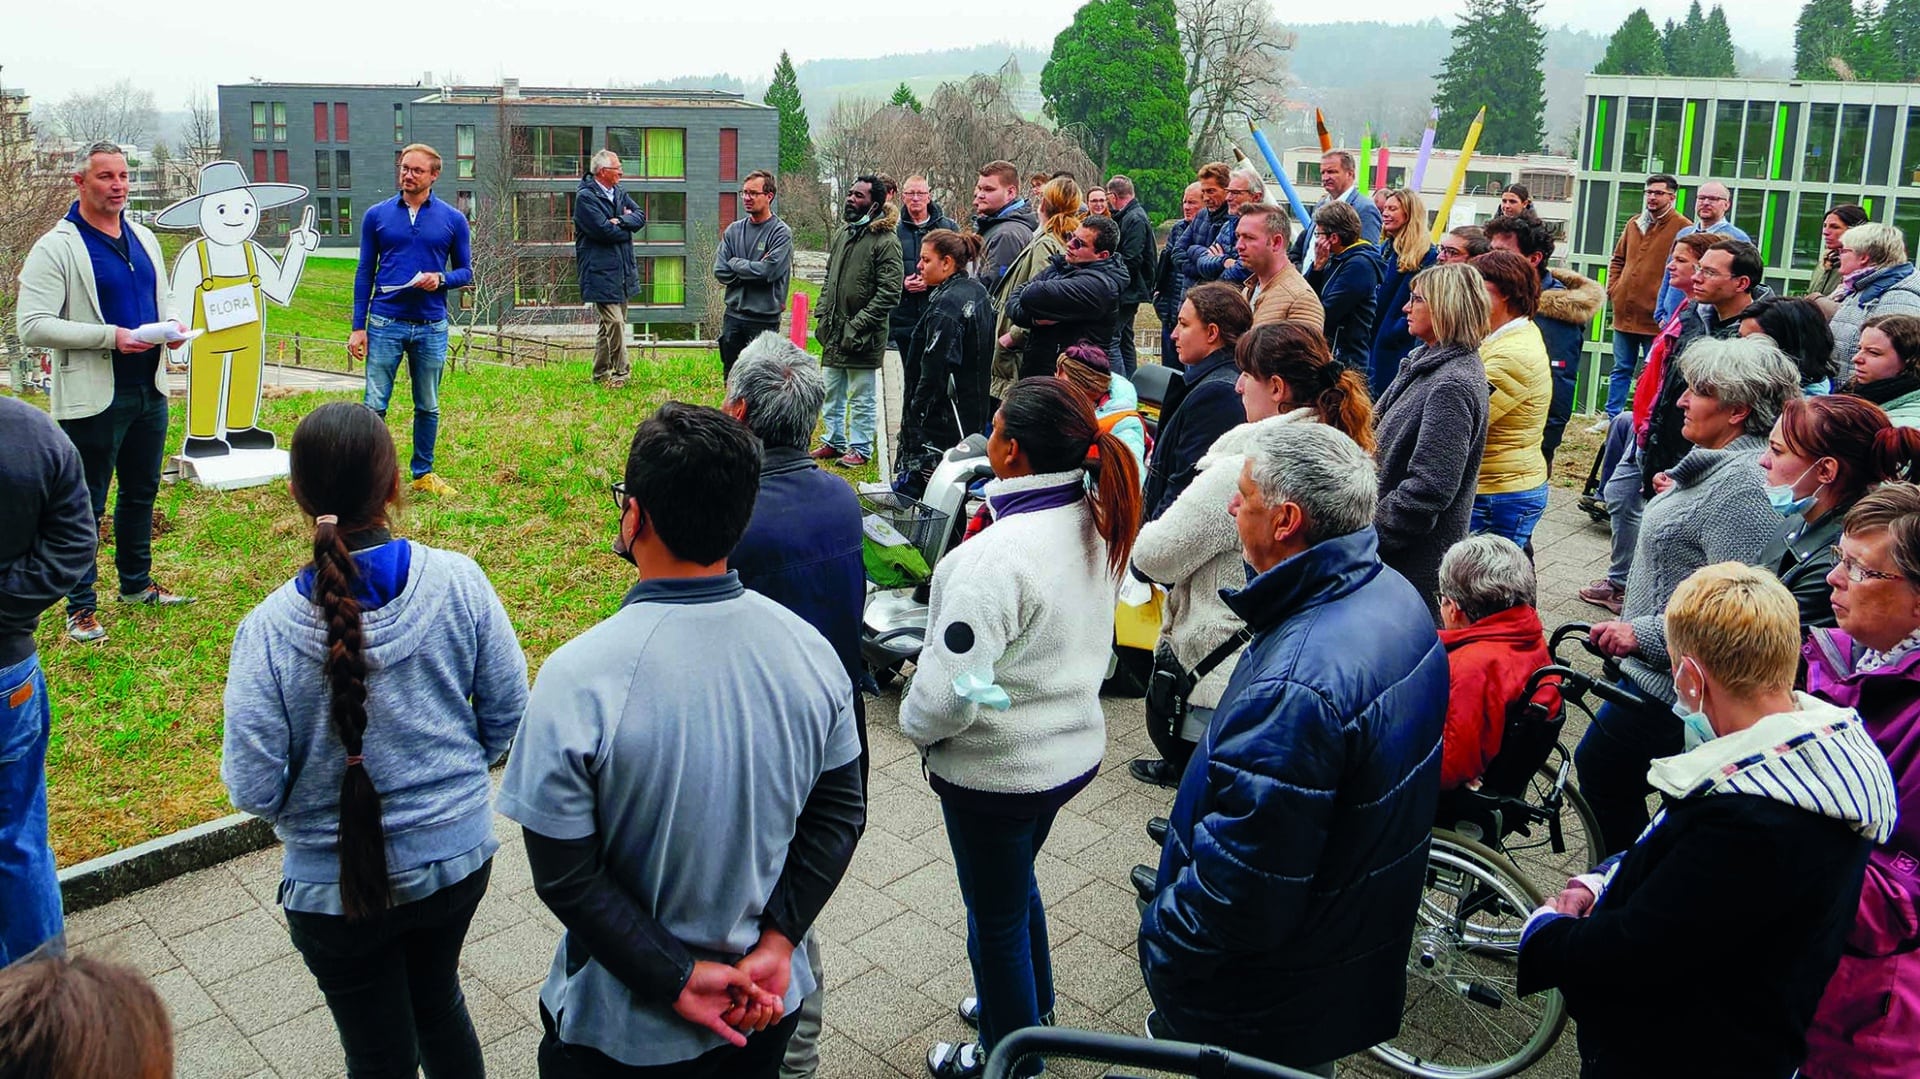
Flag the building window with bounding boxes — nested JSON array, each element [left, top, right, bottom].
[[1835, 104, 1874, 187], [512, 125, 590, 178], [335, 150, 351, 189], [456, 125, 475, 179], [337, 197, 352, 237], [272, 150, 289, 183], [1378, 166, 1407, 189], [1579, 179, 1612, 258], [719, 192, 738, 229], [394, 103, 405, 144], [252, 102, 267, 142], [253, 149, 269, 183], [514, 257, 583, 306], [1740, 101, 1777, 182], [316, 196, 333, 235], [640, 192, 686, 242], [1804, 102, 1839, 185], [333, 103, 349, 142], [1518, 170, 1572, 202], [1895, 198, 1920, 264], [314, 150, 331, 189], [1622, 97, 1654, 174], [513, 191, 575, 243], [1586, 96, 1618, 173], [1295, 161, 1321, 186], [1709, 100, 1742, 179], [314, 103, 330, 143], [1462, 170, 1508, 196], [638, 257, 686, 306], [605, 127, 686, 179], [456, 191, 474, 220], [719, 128, 738, 182], [271, 102, 287, 143]]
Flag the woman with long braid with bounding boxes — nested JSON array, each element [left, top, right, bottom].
[[222, 402, 528, 1077]]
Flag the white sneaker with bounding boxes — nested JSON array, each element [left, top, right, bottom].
[[1584, 416, 1612, 434]]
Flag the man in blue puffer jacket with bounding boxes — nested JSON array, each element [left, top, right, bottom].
[[1139, 421, 1447, 1075]]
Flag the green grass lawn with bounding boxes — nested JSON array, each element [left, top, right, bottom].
[[39, 351, 874, 864]]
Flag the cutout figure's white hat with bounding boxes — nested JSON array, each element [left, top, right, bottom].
[[155, 160, 307, 229]]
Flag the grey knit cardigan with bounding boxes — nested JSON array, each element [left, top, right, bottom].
[[1372, 342, 1490, 621], [1619, 433, 1779, 702]]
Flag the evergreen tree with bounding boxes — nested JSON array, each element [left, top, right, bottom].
[[1797, 0, 1861, 78], [1661, 1, 1713, 73], [1041, 0, 1192, 212], [1433, 0, 1546, 155], [1595, 8, 1668, 74], [888, 82, 923, 113], [1697, 6, 1739, 76], [763, 51, 816, 178], [1847, 1, 1899, 79], [1880, 0, 1920, 80]]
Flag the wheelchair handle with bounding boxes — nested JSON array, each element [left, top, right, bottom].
[[985, 1027, 1323, 1079]]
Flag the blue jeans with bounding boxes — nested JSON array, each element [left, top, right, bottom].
[[1573, 682, 1679, 859], [1605, 331, 1653, 417], [58, 381, 168, 612], [820, 366, 876, 456], [362, 315, 449, 479], [0, 653, 61, 966], [1471, 485, 1550, 548], [941, 799, 1060, 1075], [1603, 444, 1646, 587]]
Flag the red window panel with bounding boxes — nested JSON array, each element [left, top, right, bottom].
[[314, 103, 330, 142], [719, 192, 739, 229], [334, 103, 349, 142], [252, 150, 269, 182], [718, 128, 738, 182], [272, 150, 289, 183]]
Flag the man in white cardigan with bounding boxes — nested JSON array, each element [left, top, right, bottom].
[[17, 142, 195, 643]]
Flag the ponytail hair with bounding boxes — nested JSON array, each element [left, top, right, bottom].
[[998, 377, 1141, 577], [288, 403, 400, 922], [1233, 322, 1377, 452], [920, 228, 983, 270], [1871, 424, 1920, 487]]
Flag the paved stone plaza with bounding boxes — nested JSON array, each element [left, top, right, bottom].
[[66, 484, 1609, 1079]]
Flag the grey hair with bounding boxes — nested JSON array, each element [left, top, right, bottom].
[[589, 148, 621, 173], [72, 140, 125, 172], [725, 333, 826, 449], [1439, 534, 1537, 623], [1230, 166, 1265, 199], [1677, 335, 1803, 437], [1246, 422, 1378, 545], [1842, 222, 1908, 267]]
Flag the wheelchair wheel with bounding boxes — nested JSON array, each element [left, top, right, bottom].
[[1495, 757, 1608, 897], [1370, 830, 1568, 1079]]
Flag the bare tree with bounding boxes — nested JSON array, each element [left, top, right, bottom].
[[1177, 0, 1294, 162], [918, 72, 1094, 213], [46, 79, 157, 146], [166, 89, 222, 192], [454, 96, 530, 357], [685, 217, 725, 339], [2, 100, 72, 352]]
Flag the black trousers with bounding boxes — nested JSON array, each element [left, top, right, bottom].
[[719, 315, 780, 382], [539, 1003, 800, 1078], [284, 860, 491, 1079], [58, 381, 168, 612]]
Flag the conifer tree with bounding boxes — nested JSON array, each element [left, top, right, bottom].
[[764, 51, 817, 178], [1595, 9, 1668, 74], [1434, 0, 1546, 154]]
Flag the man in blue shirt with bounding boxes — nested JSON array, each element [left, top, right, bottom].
[[17, 142, 196, 643], [349, 143, 472, 497]]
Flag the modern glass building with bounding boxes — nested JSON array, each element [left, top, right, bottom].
[[1570, 75, 1920, 407]]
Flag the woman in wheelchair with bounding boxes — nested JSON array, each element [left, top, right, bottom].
[[1433, 535, 1554, 793], [1518, 564, 1898, 1078]]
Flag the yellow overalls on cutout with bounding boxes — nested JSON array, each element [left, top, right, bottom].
[[187, 242, 265, 439]]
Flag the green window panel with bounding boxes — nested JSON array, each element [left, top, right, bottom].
[[1589, 97, 1617, 173], [1681, 99, 1707, 176], [1762, 190, 1787, 268], [1623, 97, 1654, 174], [1793, 193, 1835, 273], [640, 257, 686, 306], [1653, 98, 1685, 175], [1710, 101, 1743, 178]]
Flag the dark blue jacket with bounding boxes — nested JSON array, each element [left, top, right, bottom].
[[572, 175, 646, 304], [730, 445, 869, 766], [1176, 205, 1230, 283], [1365, 244, 1437, 395], [1190, 212, 1248, 284], [1536, 271, 1585, 381], [1140, 527, 1447, 1068], [889, 206, 957, 345], [1306, 241, 1386, 373], [1143, 347, 1242, 522]]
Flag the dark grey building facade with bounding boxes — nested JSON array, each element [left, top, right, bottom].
[[217, 79, 777, 325]]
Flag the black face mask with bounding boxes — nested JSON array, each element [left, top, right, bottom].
[[611, 508, 638, 566]]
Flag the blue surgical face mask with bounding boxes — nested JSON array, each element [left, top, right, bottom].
[[1671, 657, 1717, 749], [1764, 461, 1825, 518]]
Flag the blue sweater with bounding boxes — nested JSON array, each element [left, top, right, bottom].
[[221, 542, 528, 892], [65, 203, 160, 385], [352, 193, 474, 329]]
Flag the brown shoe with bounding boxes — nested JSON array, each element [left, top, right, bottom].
[[1578, 579, 1624, 615], [809, 444, 842, 460]]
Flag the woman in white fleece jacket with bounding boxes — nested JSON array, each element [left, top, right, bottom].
[[903, 377, 1142, 1079], [1128, 322, 1379, 789]]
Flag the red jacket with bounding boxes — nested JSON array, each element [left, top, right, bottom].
[[1437, 605, 1552, 790]]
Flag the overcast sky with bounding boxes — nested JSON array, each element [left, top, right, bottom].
[[4, 0, 1798, 107]]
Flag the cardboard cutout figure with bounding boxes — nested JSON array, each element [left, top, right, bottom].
[[155, 161, 318, 467]]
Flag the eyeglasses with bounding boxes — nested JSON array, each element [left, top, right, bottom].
[[1692, 265, 1727, 280], [1066, 235, 1090, 250], [1227, 187, 1253, 196], [1697, 194, 1730, 203], [1408, 293, 1429, 305], [1830, 546, 1906, 584], [610, 481, 630, 511], [741, 188, 768, 198]]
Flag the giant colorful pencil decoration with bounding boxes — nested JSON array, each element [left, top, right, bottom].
[[1431, 106, 1487, 229], [1358, 125, 1372, 193], [1315, 108, 1333, 153], [1376, 143, 1391, 190], [1247, 118, 1311, 231], [1411, 107, 1440, 189]]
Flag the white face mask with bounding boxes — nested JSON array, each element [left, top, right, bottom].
[[1671, 657, 1717, 749]]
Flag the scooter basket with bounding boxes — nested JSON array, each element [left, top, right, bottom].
[[858, 491, 952, 574]]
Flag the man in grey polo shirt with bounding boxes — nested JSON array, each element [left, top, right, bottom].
[[499, 402, 865, 1077]]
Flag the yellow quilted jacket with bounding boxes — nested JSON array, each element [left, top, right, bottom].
[[1477, 318, 1551, 494]]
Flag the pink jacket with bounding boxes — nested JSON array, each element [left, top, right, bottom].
[[1801, 628, 1920, 1078]]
